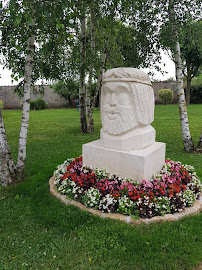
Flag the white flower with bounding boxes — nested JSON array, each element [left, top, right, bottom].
[[84, 188, 101, 208], [183, 189, 196, 207]]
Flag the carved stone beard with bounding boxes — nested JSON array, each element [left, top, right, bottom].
[[102, 105, 138, 135]]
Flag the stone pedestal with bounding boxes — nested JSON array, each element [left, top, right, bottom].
[[82, 140, 166, 183]]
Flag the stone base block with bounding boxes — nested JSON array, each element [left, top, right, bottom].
[[100, 125, 156, 151], [82, 140, 166, 183]]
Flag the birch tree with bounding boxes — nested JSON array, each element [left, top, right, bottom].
[[86, 34, 109, 132], [85, 3, 112, 132], [168, 0, 202, 152], [78, 0, 88, 133], [64, 0, 118, 133], [168, 0, 195, 152], [0, 27, 34, 183], [198, 128, 202, 149], [82, 0, 155, 132], [0, 0, 35, 184], [86, 5, 96, 132], [38, 0, 162, 133], [152, 0, 201, 152], [0, 0, 71, 185], [16, 19, 35, 180]]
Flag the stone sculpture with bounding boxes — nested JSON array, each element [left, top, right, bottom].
[[82, 67, 166, 182], [100, 68, 155, 150]]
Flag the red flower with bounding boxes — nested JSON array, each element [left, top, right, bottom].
[[181, 185, 186, 191]]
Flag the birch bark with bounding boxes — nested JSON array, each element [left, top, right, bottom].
[[86, 6, 95, 132], [197, 127, 202, 149], [79, 3, 87, 133], [0, 107, 16, 181], [185, 61, 191, 106], [0, 108, 14, 185], [169, 0, 195, 153], [16, 23, 35, 179], [87, 35, 109, 132], [0, 145, 12, 186]]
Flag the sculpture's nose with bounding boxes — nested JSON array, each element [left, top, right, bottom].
[[110, 92, 117, 107]]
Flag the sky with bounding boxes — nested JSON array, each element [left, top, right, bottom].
[[0, 51, 176, 86]]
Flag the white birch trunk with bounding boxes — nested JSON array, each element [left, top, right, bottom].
[[86, 6, 95, 132], [197, 127, 202, 149], [0, 144, 13, 186], [0, 108, 14, 185], [16, 26, 35, 179], [79, 4, 87, 133], [0, 107, 16, 182], [169, 0, 195, 152], [87, 35, 109, 132], [185, 61, 191, 106]]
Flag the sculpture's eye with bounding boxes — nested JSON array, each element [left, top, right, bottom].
[[118, 92, 131, 106]]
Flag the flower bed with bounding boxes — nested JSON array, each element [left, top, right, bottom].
[[53, 157, 201, 219]]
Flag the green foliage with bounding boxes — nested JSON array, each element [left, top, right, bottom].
[[36, 1, 163, 84], [185, 85, 202, 104], [192, 72, 202, 86], [164, 77, 176, 82], [180, 20, 202, 77], [30, 99, 47, 110], [0, 106, 201, 269], [95, 20, 155, 70], [158, 89, 174, 104], [51, 79, 79, 105], [0, 100, 3, 109], [160, 17, 202, 87], [0, 0, 73, 84]]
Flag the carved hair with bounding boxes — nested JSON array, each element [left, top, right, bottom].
[[130, 82, 154, 125], [102, 68, 154, 126]]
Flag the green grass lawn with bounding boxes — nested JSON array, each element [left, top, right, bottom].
[[0, 105, 201, 270]]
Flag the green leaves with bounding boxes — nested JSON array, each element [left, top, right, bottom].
[[16, 45, 21, 51], [56, 23, 65, 29], [15, 13, 22, 25], [1, 0, 75, 83]]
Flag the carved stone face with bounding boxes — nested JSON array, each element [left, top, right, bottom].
[[101, 82, 138, 135]]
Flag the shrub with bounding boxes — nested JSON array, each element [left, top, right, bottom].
[[0, 100, 3, 109], [185, 85, 202, 104], [158, 89, 174, 104], [30, 99, 47, 110]]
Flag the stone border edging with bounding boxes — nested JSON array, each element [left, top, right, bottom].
[[49, 177, 202, 225]]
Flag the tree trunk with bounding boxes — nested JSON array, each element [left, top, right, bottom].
[[16, 24, 35, 180], [169, 0, 195, 153], [79, 3, 87, 133], [175, 41, 195, 152], [186, 61, 191, 106], [197, 127, 202, 148], [0, 107, 16, 181], [86, 6, 95, 132], [87, 35, 109, 132], [67, 94, 72, 106], [0, 107, 15, 186], [0, 145, 13, 186]]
